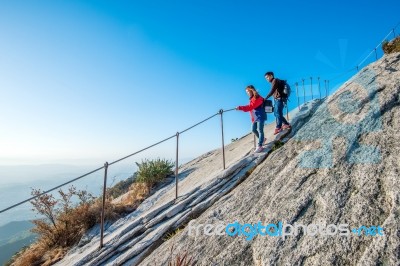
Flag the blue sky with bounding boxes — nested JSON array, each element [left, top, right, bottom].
[[0, 0, 399, 166]]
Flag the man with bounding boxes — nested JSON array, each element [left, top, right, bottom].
[[264, 71, 291, 134]]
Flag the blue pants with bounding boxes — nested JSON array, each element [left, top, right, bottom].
[[274, 98, 289, 129], [252, 120, 265, 147]]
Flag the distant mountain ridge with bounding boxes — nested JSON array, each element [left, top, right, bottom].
[[0, 221, 36, 266], [0, 220, 33, 241], [0, 164, 134, 264]]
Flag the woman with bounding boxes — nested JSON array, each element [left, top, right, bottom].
[[236, 85, 266, 153]]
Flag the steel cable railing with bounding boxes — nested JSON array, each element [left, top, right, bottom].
[[0, 106, 239, 248], [0, 166, 105, 214], [109, 134, 177, 166], [357, 21, 400, 69], [292, 21, 400, 109], [0, 110, 226, 214]]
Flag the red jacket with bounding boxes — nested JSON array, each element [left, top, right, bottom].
[[238, 96, 265, 123]]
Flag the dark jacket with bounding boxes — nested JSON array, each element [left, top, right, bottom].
[[238, 96, 266, 123], [266, 78, 284, 99]]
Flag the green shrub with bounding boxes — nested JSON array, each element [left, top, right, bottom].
[[163, 227, 183, 241], [382, 36, 400, 54], [135, 158, 174, 184], [272, 140, 284, 151]]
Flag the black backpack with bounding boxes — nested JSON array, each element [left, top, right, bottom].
[[263, 98, 274, 113], [277, 79, 291, 99]]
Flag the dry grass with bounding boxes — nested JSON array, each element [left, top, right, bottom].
[[127, 182, 152, 204], [11, 244, 68, 266], [11, 158, 174, 265], [10, 183, 154, 265], [41, 247, 68, 266], [11, 243, 45, 266], [113, 182, 152, 213], [163, 227, 183, 242], [10, 193, 120, 265], [382, 36, 400, 54], [168, 251, 195, 266]]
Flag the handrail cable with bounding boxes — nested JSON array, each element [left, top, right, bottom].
[[0, 108, 236, 214]]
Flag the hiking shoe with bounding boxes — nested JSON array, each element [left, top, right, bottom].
[[254, 146, 263, 153], [282, 124, 291, 130], [274, 128, 282, 135]]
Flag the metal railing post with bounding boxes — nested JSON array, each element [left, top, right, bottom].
[[295, 82, 300, 110], [219, 109, 226, 170], [100, 161, 109, 249], [324, 80, 327, 97], [327, 80, 330, 96], [318, 77, 321, 99], [286, 103, 289, 121], [310, 77, 313, 100], [302, 79, 305, 104], [175, 132, 179, 199]]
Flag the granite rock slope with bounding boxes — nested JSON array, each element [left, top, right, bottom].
[[55, 82, 320, 265], [139, 53, 400, 266]]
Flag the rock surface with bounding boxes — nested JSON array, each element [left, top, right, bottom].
[[139, 53, 400, 266], [56, 78, 319, 265]]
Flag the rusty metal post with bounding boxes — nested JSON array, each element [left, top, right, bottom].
[[100, 161, 109, 249], [310, 77, 313, 100], [286, 102, 289, 121], [175, 132, 179, 199], [318, 77, 321, 99], [295, 82, 300, 110], [327, 80, 330, 96], [219, 109, 226, 170]]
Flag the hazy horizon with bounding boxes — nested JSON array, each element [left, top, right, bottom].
[[0, 162, 136, 227], [0, 155, 196, 227]]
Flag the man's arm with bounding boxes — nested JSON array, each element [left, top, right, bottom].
[[265, 79, 278, 99]]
